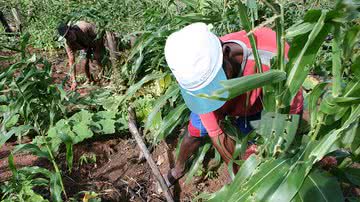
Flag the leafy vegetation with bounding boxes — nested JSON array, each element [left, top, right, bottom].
[[0, 0, 359, 201]]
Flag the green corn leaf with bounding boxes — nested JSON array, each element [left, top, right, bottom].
[[212, 154, 260, 202], [196, 70, 286, 101], [4, 114, 19, 129], [351, 56, 360, 80], [292, 169, 344, 202], [185, 143, 211, 184], [176, 13, 221, 24], [342, 167, 360, 186], [8, 153, 17, 175], [308, 83, 327, 128], [286, 22, 315, 39], [144, 84, 179, 132], [309, 105, 360, 163], [238, 1, 263, 73], [343, 25, 360, 60], [125, 72, 166, 99], [13, 143, 51, 159], [0, 125, 33, 147], [319, 96, 343, 115], [153, 103, 189, 143], [341, 119, 359, 150], [332, 25, 342, 97], [19, 166, 52, 178], [58, 132, 74, 171], [131, 50, 144, 80], [50, 173, 63, 202], [343, 80, 360, 97], [230, 158, 292, 202], [258, 112, 300, 157], [282, 11, 329, 107], [333, 97, 360, 105]]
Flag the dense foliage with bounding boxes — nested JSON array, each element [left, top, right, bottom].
[[0, 0, 359, 201]]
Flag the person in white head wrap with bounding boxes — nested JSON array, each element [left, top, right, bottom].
[[163, 22, 303, 186]]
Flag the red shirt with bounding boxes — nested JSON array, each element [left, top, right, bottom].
[[198, 28, 303, 137]]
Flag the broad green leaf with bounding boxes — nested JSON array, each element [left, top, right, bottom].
[[343, 80, 360, 98], [97, 119, 116, 134], [185, 143, 211, 184], [319, 96, 342, 115], [95, 111, 116, 119], [47, 126, 63, 153], [69, 110, 93, 126], [341, 119, 359, 149], [208, 155, 261, 202], [72, 123, 93, 143], [266, 148, 312, 202], [197, 70, 286, 101]]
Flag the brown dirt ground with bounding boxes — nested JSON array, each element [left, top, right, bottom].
[[0, 136, 228, 201]]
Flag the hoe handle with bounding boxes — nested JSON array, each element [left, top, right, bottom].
[[128, 107, 174, 202]]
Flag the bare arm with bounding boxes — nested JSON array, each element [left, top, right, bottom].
[[65, 43, 77, 90]]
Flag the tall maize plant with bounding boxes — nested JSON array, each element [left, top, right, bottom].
[[195, 0, 360, 201]]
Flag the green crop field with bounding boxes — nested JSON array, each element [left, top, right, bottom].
[[0, 0, 359, 201]]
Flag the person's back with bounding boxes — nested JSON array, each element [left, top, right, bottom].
[[58, 21, 105, 90], [71, 21, 98, 50]]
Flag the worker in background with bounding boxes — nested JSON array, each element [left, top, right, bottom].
[[163, 22, 303, 186], [58, 21, 105, 90]]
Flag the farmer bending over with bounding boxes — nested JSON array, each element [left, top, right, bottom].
[[58, 21, 105, 90], [163, 23, 303, 186]]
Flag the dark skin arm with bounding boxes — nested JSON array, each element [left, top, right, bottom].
[[208, 42, 244, 172]]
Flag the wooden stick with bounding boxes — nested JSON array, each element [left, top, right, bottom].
[[127, 107, 174, 202]]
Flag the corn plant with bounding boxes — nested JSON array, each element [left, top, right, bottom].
[[195, 0, 360, 201], [0, 32, 127, 201]]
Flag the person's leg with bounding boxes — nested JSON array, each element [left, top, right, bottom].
[[169, 133, 202, 180], [165, 113, 205, 186], [93, 39, 105, 81], [84, 49, 93, 82]]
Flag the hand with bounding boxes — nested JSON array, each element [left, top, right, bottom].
[[70, 81, 77, 91]]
